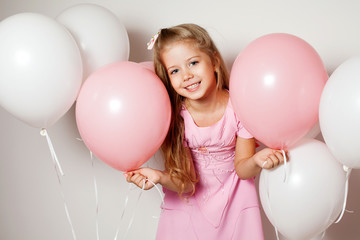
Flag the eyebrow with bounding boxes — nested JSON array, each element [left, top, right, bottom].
[[166, 65, 176, 71], [188, 55, 200, 61]]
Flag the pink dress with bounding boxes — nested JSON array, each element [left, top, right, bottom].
[[156, 100, 264, 240]]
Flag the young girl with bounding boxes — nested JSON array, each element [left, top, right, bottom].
[[125, 23, 285, 240]]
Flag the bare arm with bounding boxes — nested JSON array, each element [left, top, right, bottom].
[[125, 147, 196, 193], [234, 137, 285, 179]]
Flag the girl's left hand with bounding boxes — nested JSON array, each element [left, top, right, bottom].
[[124, 167, 162, 190], [253, 148, 287, 169]]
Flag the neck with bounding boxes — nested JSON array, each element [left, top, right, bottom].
[[185, 88, 227, 113]]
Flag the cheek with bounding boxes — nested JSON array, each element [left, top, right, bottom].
[[169, 77, 181, 89], [169, 79, 184, 96]]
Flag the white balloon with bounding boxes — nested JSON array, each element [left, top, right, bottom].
[[259, 138, 346, 240], [57, 3, 130, 80], [319, 57, 360, 169], [0, 13, 83, 128]]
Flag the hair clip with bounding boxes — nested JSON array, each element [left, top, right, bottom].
[[147, 31, 160, 50]]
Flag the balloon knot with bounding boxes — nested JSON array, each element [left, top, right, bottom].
[[40, 128, 47, 136]]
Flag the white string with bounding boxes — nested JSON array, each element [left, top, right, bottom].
[[41, 129, 76, 239], [115, 178, 165, 240], [122, 180, 146, 240], [262, 168, 280, 240], [76, 138, 100, 240], [273, 150, 286, 237], [335, 165, 352, 223], [40, 128, 64, 176], [274, 150, 286, 238], [94, 176, 100, 240], [63, 201, 77, 240], [146, 178, 165, 207], [320, 230, 326, 239], [268, 178, 280, 240], [77, 138, 165, 240], [113, 184, 131, 240], [275, 227, 280, 240], [52, 152, 77, 240], [90, 151, 100, 240], [282, 149, 287, 182]]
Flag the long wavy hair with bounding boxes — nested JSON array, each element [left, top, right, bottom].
[[153, 23, 229, 197]]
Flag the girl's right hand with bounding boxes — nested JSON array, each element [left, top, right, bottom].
[[253, 148, 287, 169], [124, 167, 162, 190]]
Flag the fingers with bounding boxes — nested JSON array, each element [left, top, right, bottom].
[[261, 160, 268, 169], [124, 171, 153, 190], [262, 150, 287, 169], [274, 151, 284, 163], [124, 172, 134, 182], [262, 158, 272, 169], [124, 172, 145, 188]]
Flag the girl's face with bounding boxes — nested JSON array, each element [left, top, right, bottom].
[[161, 40, 218, 102]]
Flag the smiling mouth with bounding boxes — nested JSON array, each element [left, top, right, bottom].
[[185, 82, 200, 90]]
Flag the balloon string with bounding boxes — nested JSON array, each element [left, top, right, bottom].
[[275, 228, 280, 240], [76, 138, 100, 240], [42, 132, 76, 239], [52, 153, 77, 240], [114, 184, 131, 240], [90, 151, 100, 240], [282, 149, 287, 182], [320, 230, 326, 239], [146, 178, 165, 207], [122, 181, 146, 239], [114, 178, 165, 240], [265, 170, 280, 240], [270, 149, 286, 238], [335, 166, 352, 223], [40, 128, 64, 176]]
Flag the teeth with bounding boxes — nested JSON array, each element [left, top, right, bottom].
[[186, 82, 199, 90]]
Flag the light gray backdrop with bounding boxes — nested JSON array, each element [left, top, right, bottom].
[[1, 0, 360, 239]]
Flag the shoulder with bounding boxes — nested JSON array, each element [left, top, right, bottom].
[[227, 99, 239, 122], [227, 100, 253, 139]]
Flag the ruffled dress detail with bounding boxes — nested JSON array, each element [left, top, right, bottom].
[[156, 100, 264, 240]]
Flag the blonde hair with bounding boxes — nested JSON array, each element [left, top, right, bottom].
[[153, 24, 229, 197]]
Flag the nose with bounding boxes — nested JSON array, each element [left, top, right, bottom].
[[183, 70, 193, 81]]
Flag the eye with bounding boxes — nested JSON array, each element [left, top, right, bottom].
[[170, 69, 179, 75], [189, 61, 198, 67]]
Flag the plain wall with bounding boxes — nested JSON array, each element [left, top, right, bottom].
[[1, 0, 360, 239]]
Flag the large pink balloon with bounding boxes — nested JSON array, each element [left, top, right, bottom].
[[76, 61, 171, 171], [139, 61, 155, 73], [230, 33, 327, 149]]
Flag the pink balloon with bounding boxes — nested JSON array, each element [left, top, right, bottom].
[[230, 33, 327, 149], [139, 61, 155, 72], [76, 61, 171, 171]]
